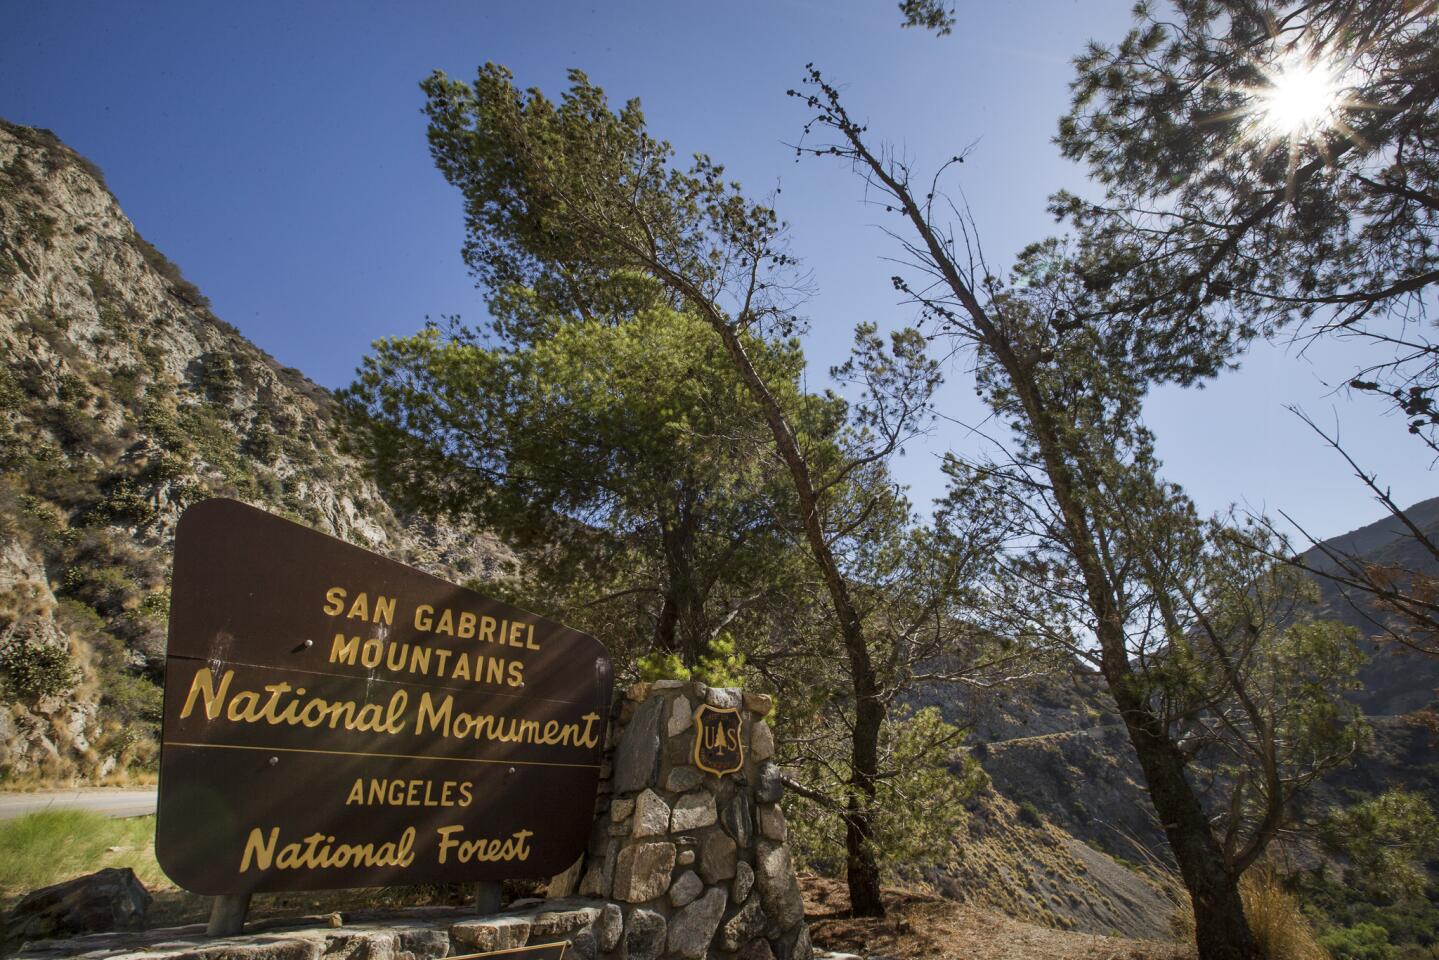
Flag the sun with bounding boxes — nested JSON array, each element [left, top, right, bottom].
[[1252, 54, 1344, 139]]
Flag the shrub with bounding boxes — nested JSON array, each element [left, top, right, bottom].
[[1017, 801, 1044, 828], [1318, 922, 1397, 960], [0, 634, 78, 705]]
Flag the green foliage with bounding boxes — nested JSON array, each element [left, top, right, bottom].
[[197, 351, 240, 404], [897, 0, 953, 35], [1317, 922, 1398, 960], [638, 635, 749, 688], [0, 635, 78, 706], [637, 650, 690, 683], [1321, 790, 1439, 901], [346, 306, 812, 667], [1056, 1, 1439, 446], [788, 706, 986, 881]]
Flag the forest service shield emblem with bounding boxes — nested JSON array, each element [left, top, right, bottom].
[[693, 704, 744, 776]]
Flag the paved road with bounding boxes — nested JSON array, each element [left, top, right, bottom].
[[0, 787, 157, 820]]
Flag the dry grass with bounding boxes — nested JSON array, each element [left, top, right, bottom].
[[1167, 868, 1329, 960], [801, 875, 1193, 960]]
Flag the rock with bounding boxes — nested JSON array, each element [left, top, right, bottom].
[[566, 927, 598, 960], [611, 797, 635, 821], [612, 841, 676, 903], [678, 847, 696, 865], [632, 788, 671, 838], [450, 915, 532, 952], [669, 870, 704, 908], [665, 765, 705, 792], [2, 867, 150, 951], [722, 794, 754, 847], [705, 686, 742, 709], [791, 925, 815, 960], [740, 939, 777, 960], [720, 899, 767, 951], [597, 903, 623, 952], [625, 907, 667, 960], [759, 803, 787, 842], [751, 719, 775, 761], [756, 762, 784, 802], [650, 679, 689, 691], [755, 841, 806, 930], [744, 692, 774, 716], [670, 791, 717, 832], [613, 695, 665, 793], [530, 904, 601, 940], [667, 887, 728, 958], [668, 694, 694, 736], [733, 860, 755, 903], [699, 830, 738, 883], [627, 681, 652, 701]]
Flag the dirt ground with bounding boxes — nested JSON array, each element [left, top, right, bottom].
[[800, 876, 1196, 960]]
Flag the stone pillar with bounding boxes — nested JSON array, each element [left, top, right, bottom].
[[579, 682, 810, 960]]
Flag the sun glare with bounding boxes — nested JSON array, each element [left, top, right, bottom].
[[1251, 53, 1344, 140]]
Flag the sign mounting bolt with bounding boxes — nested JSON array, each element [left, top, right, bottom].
[[269, 756, 279, 766]]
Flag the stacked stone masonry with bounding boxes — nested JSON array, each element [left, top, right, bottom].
[[578, 682, 811, 960]]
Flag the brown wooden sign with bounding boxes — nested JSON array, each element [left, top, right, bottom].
[[693, 704, 743, 776], [156, 498, 612, 896]]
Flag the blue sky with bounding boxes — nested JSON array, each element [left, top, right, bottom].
[[4, 1, 1429, 542]]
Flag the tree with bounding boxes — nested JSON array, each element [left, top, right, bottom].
[[793, 68, 1367, 959], [1055, 0, 1439, 442], [1054, 0, 1439, 664], [417, 63, 1013, 916], [1320, 789, 1439, 902], [344, 303, 808, 669]]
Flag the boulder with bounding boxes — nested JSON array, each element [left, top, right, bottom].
[[668, 695, 694, 736], [732, 860, 755, 904], [670, 791, 717, 832], [624, 907, 667, 960], [722, 794, 754, 847], [699, 830, 738, 884], [612, 841, 676, 903], [664, 766, 705, 793], [669, 870, 704, 908], [613, 695, 665, 793], [756, 762, 784, 803], [666, 887, 727, 958], [720, 899, 767, 952], [2, 867, 150, 952], [632, 789, 671, 838], [755, 842, 806, 931], [596, 903, 623, 952]]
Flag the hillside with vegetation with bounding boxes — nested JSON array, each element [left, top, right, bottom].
[[0, 120, 511, 783]]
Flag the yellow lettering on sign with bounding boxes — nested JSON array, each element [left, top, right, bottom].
[[435, 826, 534, 864], [239, 825, 416, 872]]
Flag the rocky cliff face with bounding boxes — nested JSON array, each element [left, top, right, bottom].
[[0, 120, 510, 781]]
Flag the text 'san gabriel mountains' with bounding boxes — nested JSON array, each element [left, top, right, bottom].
[[0, 120, 511, 780]]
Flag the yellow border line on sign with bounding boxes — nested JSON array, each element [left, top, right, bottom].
[[449, 942, 568, 959], [162, 741, 602, 770]]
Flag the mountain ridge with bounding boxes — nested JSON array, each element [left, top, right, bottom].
[[0, 118, 511, 781]]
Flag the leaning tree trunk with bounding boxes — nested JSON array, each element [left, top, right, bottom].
[[1014, 368, 1260, 960], [705, 314, 889, 918], [845, 692, 887, 916]]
